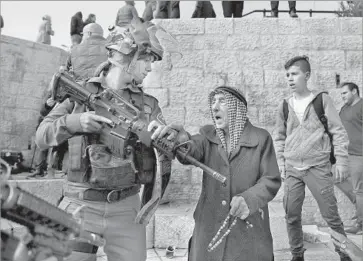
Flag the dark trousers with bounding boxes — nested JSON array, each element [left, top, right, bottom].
[[222, 1, 244, 18], [271, 1, 296, 13], [284, 164, 350, 259], [154, 1, 180, 19]]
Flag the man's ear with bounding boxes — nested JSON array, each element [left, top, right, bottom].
[[352, 88, 357, 96], [305, 71, 311, 81]]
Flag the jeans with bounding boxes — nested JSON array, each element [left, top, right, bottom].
[[283, 163, 349, 258], [335, 155, 363, 225], [59, 194, 146, 261], [222, 1, 244, 18]]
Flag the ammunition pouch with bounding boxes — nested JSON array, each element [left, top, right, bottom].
[[86, 144, 137, 189]]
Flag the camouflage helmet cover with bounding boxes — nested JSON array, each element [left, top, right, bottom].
[[105, 17, 180, 61]]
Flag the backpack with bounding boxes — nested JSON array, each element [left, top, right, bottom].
[[282, 92, 336, 164]]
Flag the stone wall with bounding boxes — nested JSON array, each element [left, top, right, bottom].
[[142, 18, 363, 225], [0, 35, 68, 163]]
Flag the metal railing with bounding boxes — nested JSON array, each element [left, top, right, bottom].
[[242, 9, 345, 18]]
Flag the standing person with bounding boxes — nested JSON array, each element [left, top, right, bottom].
[[222, 1, 244, 18], [270, 1, 298, 17], [152, 86, 281, 261], [142, 0, 157, 21], [274, 56, 352, 261], [84, 13, 96, 27], [66, 23, 108, 82], [70, 11, 84, 46], [115, 1, 139, 27], [35, 18, 179, 261], [154, 1, 180, 19], [335, 82, 363, 235], [191, 1, 216, 18], [36, 15, 54, 45], [1, 15, 4, 32]]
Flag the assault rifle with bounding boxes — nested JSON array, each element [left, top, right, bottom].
[[51, 71, 227, 186], [0, 158, 105, 261]]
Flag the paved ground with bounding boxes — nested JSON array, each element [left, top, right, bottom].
[[95, 235, 362, 261]]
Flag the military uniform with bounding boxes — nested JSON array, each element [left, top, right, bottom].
[[35, 75, 169, 261]]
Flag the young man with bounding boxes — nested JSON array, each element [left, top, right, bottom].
[[335, 82, 363, 235], [151, 86, 281, 261], [273, 56, 351, 261], [36, 18, 178, 261]]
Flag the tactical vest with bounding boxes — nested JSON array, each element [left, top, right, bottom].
[[66, 84, 156, 189]]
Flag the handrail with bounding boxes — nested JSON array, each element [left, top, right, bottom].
[[242, 9, 345, 18]]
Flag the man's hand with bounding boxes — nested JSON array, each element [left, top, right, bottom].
[[79, 111, 113, 133], [335, 165, 348, 183], [279, 165, 286, 181], [230, 196, 250, 220], [46, 97, 56, 107], [148, 121, 184, 142]]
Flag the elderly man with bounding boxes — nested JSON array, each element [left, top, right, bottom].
[[152, 86, 281, 261], [36, 18, 179, 261], [66, 23, 108, 82]]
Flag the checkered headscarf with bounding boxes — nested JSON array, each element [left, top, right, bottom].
[[208, 87, 248, 154]]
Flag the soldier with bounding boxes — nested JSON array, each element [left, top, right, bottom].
[[35, 17, 179, 261]]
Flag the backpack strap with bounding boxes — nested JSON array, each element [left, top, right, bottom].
[[282, 99, 289, 127], [312, 92, 332, 138]]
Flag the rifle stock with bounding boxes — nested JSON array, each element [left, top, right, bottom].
[[51, 72, 227, 186]]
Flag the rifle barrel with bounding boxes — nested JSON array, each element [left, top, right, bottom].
[[175, 150, 227, 186]]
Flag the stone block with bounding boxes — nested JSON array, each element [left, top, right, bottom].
[[203, 73, 226, 88], [205, 18, 233, 34], [154, 204, 195, 248], [310, 70, 337, 91], [311, 36, 337, 50], [278, 19, 301, 35], [346, 51, 363, 69], [185, 106, 214, 127], [226, 72, 243, 88], [242, 69, 264, 87], [161, 69, 204, 89], [175, 35, 204, 51], [162, 183, 201, 203], [268, 202, 290, 250], [226, 35, 260, 50], [144, 62, 162, 88], [336, 35, 363, 50], [145, 88, 169, 108], [264, 70, 286, 89], [153, 19, 204, 35], [205, 50, 241, 73], [171, 51, 204, 69], [308, 51, 345, 70], [162, 107, 186, 125], [234, 18, 279, 35], [204, 35, 227, 50], [301, 18, 339, 35], [261, 35, 311, 50], [340, 18, 363, 35]]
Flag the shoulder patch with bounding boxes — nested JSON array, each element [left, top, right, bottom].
[[144, 104, 152, 114]]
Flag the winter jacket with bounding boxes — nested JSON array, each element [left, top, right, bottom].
[[273, 92, 349, 169], [70, 12, 84, 36], [179, 121, 281, 261], [36, 19, 54, 45]]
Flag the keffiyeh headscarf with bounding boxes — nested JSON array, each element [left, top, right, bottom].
[[208, 86, 248, 154]]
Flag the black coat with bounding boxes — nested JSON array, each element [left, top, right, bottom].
[[70, 12, 84, 36], [192, 1, 216, 18]]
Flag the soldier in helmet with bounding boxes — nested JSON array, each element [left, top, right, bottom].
[[35, 17, 180, 261]]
